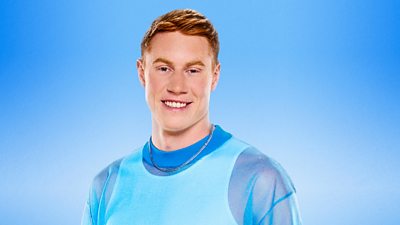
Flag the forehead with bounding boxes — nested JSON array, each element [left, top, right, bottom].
[[144, 32, 213, 65]]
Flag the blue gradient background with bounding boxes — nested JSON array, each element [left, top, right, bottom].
[[1, 0, 399, 224]]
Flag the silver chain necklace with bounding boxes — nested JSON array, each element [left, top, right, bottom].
[[148, 125, 215, 173]]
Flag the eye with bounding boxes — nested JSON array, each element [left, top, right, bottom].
[[186, 68, 201, 75], [156, 66, 172, 73]]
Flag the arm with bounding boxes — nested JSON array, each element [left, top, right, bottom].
[[252, 159, 302, 225], [81, 200, 94, 225], [229, 147, 302, 225], [259, 193, 302, 225], [80, 158, 123, 225]]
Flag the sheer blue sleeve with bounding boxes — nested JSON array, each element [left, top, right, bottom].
[[228, 148, 302, 225], [81, 159, 122, 225], [81, 200, 94, 225]]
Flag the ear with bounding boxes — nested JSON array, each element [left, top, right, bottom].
[[211, 63, 220, 91], [137, 59, 146, 87]]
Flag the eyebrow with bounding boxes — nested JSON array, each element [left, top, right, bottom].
[[152, 58, 206, 68], [185, 60, 205, 68], [152, 57, 173, 66]]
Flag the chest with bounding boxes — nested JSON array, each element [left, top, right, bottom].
[[104, 151, 240, 225]]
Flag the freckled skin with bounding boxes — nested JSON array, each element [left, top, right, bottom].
[[137, 31, 220, 150]]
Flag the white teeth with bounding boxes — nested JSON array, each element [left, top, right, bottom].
[[164, 101, 187, 108]]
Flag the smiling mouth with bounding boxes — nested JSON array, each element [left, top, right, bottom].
[[161, 100, 192, 109]]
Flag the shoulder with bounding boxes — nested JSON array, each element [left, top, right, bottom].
[[233, 144, 296, 194], [228, 140, 297, 224], [229, 136, 294, 186], [90, 148, 142, 199], [91, 158, 124, 199]]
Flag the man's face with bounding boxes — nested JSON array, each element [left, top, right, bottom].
[[137, 31, 220, 133]]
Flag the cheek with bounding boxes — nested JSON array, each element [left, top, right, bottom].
[[145, 75, 161, 94], [144, 78, 160, 105], [193, 81, 212, 101]]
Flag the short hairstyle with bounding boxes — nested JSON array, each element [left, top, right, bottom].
[[141, 9, 220, 64]]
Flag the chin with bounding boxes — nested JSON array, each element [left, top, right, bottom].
[[157, 118, 191, 132], [161, 123, 191, 133]]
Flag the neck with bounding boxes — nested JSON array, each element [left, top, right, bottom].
[[151, 120, 212, 151]]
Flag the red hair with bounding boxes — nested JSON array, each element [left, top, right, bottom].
[[141, 9, 220, 64]]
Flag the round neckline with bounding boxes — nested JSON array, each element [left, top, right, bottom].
[[142, 125, 232, 175]]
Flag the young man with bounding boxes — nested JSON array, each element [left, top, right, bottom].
[[82, 9, 302, 225]]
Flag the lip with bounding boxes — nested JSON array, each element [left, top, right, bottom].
[[161, 99, 193, 110], [161, 99, 192, 104]]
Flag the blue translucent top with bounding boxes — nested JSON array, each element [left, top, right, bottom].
[[81, 125, 302, 225]]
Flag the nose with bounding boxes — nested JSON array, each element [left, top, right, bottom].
[[167, 72, 188, 95]]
